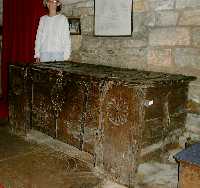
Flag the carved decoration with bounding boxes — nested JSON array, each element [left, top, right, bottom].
[[32, 95, 53, 128], [94, 80, 114, 168], [106, 97, 129, 126], [50, 71, 65, 137], [50, 71, 65, 117]]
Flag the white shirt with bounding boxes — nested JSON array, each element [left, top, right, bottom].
[[34, 14, 71, 60]]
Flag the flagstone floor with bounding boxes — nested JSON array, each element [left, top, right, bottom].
[[0, 125, 101, 188], [0, 123, 180, 188]]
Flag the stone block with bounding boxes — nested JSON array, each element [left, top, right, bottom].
[[120, 39, 147, 48], [71, 35, 82, 51], [146, 10, 178, 27], [147, 48, 172, 66], [174, 48, 200, 67], [185, 132, 200, 142], [102, 38, 122, 50], [179, 9, 200, 26], [191, 28, 200, 47], [132, 12, 147, 33], [81, 36, 102, 50], [148, 0, 175, 11], [136, 162, 178, 188], [133, 0, 147, 12], [80, 7, 94, 16], [81, 36, 147, 67], [72, 7, 94, 17], [75, 0, 94, 8], [145, 12, 156, 27], [186, 113, 200, 134], [119, 48, 147, 63], [176, 0, 200, 9], [81, 46, 147, 69], [149, 27, 190, 46], [81, 15, 94, 34], [156, 10, 178, 26], [62, 5, 73, 16], [187, 100, 200, 115], [71, 35, 82, 62], [188, 79, 200, 103]]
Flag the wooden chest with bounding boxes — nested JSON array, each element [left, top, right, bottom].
[[9, 64, 31, 134], [9, 62, 195, 186], [174, 143, 200, 188]]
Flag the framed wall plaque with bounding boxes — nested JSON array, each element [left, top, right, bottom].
[[68, 17, 81, 35], [94, 0, 133, 36]]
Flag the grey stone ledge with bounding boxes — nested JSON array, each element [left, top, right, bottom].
[[26, 129, 94, 166], [176, 0, 200, 9], [148, 0, 176, 11], [140, 129, 184, 157]]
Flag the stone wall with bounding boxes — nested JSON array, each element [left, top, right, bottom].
[[62, 0, 200, 143]]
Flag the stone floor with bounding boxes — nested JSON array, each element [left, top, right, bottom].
[[0, 125, 102, 188], [0, 123, 181, 188]]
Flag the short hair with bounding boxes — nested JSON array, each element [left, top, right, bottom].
[[43, 0, 62, 12]]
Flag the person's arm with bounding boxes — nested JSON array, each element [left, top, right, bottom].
[[34, 17, 44, 61], [63, 17, 71, 61]]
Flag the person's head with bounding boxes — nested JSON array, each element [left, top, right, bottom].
[[43, 0, 62, 12]]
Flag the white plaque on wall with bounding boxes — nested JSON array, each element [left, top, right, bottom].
[[95, 0, 132, 36]]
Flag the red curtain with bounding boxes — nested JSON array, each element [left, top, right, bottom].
[[1, 0, 45, 118]]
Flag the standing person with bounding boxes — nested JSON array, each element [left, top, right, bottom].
[[34, 0, 71, 63]]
